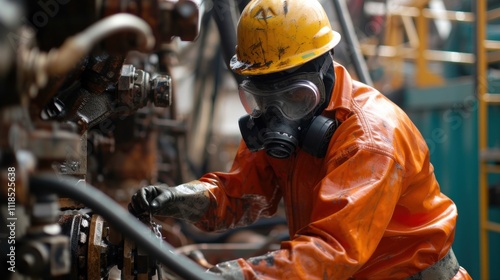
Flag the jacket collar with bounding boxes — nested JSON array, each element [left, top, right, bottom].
[[323, 62, 354, 122]]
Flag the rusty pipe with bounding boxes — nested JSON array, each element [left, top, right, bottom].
[[45, 13, 155, 77]]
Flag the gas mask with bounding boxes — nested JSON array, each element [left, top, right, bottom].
[[238, 53, 338, 159]]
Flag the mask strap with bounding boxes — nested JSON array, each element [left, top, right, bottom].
[[319, 51, 333, 79], [312, 50, 334, 116]]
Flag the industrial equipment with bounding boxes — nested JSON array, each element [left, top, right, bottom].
[[0, 0, 226, 279]]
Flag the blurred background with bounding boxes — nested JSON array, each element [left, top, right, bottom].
[[1, 0, 499, 279]]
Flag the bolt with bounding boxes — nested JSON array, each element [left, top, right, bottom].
[[118, 64, 135, 90], [150, 75, 172, 107], [79, 232, 87, 244], [81, 219, 89, 228]]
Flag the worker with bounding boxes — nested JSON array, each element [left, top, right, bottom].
[[129, 0, 472, 278]]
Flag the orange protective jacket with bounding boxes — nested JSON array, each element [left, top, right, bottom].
[[194, 64, 471, 279]]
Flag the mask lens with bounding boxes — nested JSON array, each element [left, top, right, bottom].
[[238, 80, 320, 120], [279, 83, 319, 119], [238, 85, 262, 117]]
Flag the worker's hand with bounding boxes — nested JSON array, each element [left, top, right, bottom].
[[128, 185, 170, 217], [128, 182, 211, 222], [206, 260, 245, 279]]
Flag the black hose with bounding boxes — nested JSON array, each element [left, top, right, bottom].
[[211, 0, 244, 84], [30, 174, 219, 280]]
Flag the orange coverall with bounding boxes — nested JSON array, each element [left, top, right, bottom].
[[193, 63, 471, 279]]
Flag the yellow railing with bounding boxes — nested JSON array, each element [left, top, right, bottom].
[[477, 1, 500, 279], [359, 0, 476, 87]]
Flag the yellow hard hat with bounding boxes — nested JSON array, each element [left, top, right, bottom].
[[230, 0, 341, 75]]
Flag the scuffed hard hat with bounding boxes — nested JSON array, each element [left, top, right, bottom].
[[230, 0, 341, 75]]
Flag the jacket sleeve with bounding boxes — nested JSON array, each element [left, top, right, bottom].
[[193, 142, 283, 232], [210, 148, 404, 279]]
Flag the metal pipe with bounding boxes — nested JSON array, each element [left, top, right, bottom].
[[332, 0, 373, 86], [45, 13, 155, 76]]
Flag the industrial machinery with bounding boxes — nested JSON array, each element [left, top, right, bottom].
[[0, 0, 227, 279]]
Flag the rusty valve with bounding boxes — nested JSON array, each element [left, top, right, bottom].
[[118, 64, 172, 109]]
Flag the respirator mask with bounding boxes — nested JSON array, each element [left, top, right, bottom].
[[238, 52, 338, 159]]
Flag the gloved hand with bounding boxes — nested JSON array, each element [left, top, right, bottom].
[[128, 185, 169, 217], [128, 182, 212, 222], [206, 260, 245, 280]]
